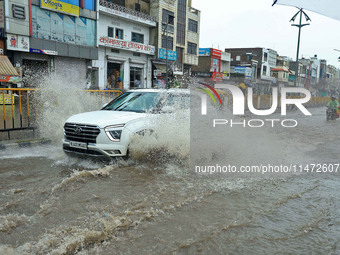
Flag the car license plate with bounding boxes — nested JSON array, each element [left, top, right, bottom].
[[69, 141, 87, 150]]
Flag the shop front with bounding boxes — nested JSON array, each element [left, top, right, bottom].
[[107, 61, 123, 89], [96, 37, 155, 90], [130, 66, 143, 89], [0, 55, 20, 88]]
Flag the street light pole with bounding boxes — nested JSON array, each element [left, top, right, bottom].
[[291, 8, 310, 87]]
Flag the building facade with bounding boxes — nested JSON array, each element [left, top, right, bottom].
[[92, 0, 156, 89], [191, 47, 226, 82], [225, 47, 278, 93], [5, 0, 98, 88], [149, 0, 200, 87], [221, 51, 231, 80], [270, 56, 292, 89]]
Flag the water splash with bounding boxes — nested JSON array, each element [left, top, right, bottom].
[[34, 75, 106, 143]]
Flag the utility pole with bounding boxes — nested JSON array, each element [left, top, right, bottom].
[[290, 8, 311, 87]]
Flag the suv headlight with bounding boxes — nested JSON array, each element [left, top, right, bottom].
[[105, 124, 124, 142]]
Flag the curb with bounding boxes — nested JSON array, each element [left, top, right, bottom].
[[0, 138, 52, 150]]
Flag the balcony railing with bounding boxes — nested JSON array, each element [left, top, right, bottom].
[[99, 0, 156, 22], [188, 6, 200, 15]]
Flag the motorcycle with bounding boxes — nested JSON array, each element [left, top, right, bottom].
[[326, 106, 336, 121]]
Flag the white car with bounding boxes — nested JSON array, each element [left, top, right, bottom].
[[62, 89, 190, 158]]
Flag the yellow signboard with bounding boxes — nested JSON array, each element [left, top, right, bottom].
[[0, 94, 14, 105], [41, 0, 79, 17]]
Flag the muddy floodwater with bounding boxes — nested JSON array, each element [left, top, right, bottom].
[[0, 107, 339, 254]]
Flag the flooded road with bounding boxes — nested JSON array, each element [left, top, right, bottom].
[[0, 107, 339, 254]]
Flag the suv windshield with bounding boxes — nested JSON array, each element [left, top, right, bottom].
[[102, 92, 189, 113]]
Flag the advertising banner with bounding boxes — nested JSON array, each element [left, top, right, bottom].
[[41, 0, 79, 17], [234, 66, 252, 78], [154, 70, 162, 76], [0, 93, 15, 104], [7, 34, 29, 52], [211, 49, 222, 59], [199, 48, 211, 56], [30, 48, 58, 55], [0, 75, 20, 83]]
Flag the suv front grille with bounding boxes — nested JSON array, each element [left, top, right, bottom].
[[64, 123, 100, 143]]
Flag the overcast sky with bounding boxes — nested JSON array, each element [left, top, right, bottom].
[[193, 0, 340, 68]]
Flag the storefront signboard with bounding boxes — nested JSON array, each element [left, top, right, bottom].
[[158, 48, 177, 61], [41, 0, 79, 17], [99, 37, 155, 55]]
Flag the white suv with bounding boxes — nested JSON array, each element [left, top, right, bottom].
[[62, 89, 189, 158]]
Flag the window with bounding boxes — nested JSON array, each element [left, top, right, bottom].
[[177, 23, 185, 45], [162, 35, 173, 50], [130, 67, 143, 89], [162, 9, 174, 25], [108, 27, 114, 38], [132, 32, 144, 43], [264, 52, 268, 62], [263, 66, 267, 76], [187, 42, 197, 55], [177, 0, 186, 44], [116, 28, 123, 39], [162, 23, 174, 34], [188, 19, 198, 33], [135, 3, 140, 12]]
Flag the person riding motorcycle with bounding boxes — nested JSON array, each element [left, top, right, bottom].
[[327, 96, 339, 111], [326, 96, 339, 120]]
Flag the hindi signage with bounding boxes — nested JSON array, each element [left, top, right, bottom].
[[99, 37, 155, 55]]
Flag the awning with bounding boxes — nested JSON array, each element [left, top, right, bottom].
[[153, 64, 167, 73], [0, 56, 19, 83]]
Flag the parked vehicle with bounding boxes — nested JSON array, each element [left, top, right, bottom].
[[62, 89, 190, 158]]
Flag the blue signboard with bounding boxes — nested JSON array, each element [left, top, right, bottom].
[[234, 66, 246, 74], [234, 66, 252, 78], [199, 48, 210, 56], [158, 48, 177, 61], [30, 48, 58, 55]]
